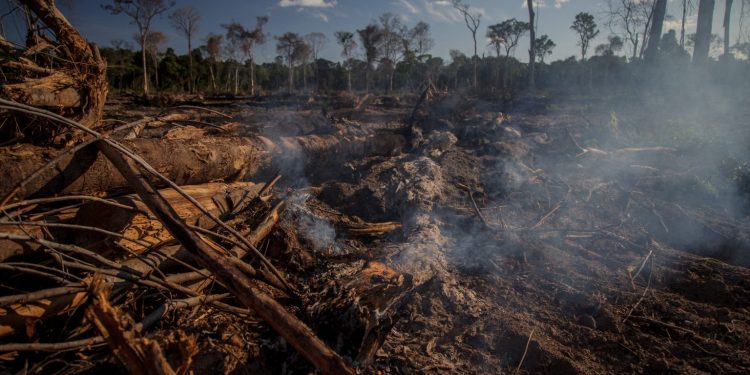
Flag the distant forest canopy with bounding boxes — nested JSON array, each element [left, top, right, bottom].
[[95, 0, 750, 96]]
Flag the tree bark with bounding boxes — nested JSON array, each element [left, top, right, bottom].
[[723, 0, 734, 57], [0, 137, 269, 199], [644, 0, 668, 64], [693, 0, 716, 65], [250, 58, 255, 96], [681, 0, 688, 49], [188, 37, 194, 93], [472, 31, 478, 90], [527, 0, 536, 90], [347, 68, 352, 92], [141, 35, 149, 96]]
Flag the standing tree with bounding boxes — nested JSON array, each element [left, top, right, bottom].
[[644, 0, 668, 63], [296, 40, 313, 91], [605, 0, 654, 59], [276, 32, 304, 93], [334, 31, 357, 91], [357, 24, 383, 92], [169, 6, 200, 93], [693, 0, 717, 65], [304, 32, 327, 90], [487, 19, 529, 88], [527, 0, 536, 89], [534, 35, 556, 64], [448, 49, 467, 89], [595, 35, 625, 56], [103, 0, 175, 96], [138, 31, 167, 91], [571, 12, 600, 60], [222, 17, 267, 95], [452, 0, 482, 89], [410, 21, 434, 60], [203, 34, 223, 91], [378, 13, 407, 92], [723, 0, 735, 57], [681, 0, 696, 49]]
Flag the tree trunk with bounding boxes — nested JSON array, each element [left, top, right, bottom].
[[187, 37, 193, 93], [347, 68, 352, 92], [639, 4, 656, 59], [723, 0, 734, 57], [388, 67, 395, 93], [693, 0, 716, 65], [527, 0, 536, 90], [141, 36, 149, 96], [681, 0, 688, 49], [644, 0, 668, 64], [250, 58, 255, 96], [289, 64, 294, 93], [303, 63, 308, 92], [365, 65, 370, 93], [209, 62, 217, 91], [472, 32, 478, 89], [0, 137, 270, 199], [153, 53, 159, 92], [234, 65, 240, 95]]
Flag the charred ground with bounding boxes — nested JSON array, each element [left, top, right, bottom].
[[3, 88, 750, 374]]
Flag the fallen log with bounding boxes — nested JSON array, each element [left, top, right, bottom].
[[97, 140, 355, 375], [0, 137, 269, 199], [73, 181, 263, 254], [0, 182, 262, 262]]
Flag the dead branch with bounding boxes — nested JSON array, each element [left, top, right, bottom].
[[97, 140, 355, 375]]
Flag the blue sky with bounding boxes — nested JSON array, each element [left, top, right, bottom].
[[4, 1, 747, 63]]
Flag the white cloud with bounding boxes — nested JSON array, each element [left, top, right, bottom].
[[522, 0, 569, 9], [279, 0, 336, 8], [664, 14, 697, 32], [395, 0, 419, 14], [314, 12, 329, 22], [424, 0, 462, 23], [423, 0, 489, 23]]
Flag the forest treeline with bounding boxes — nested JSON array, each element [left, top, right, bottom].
[[98, 0, 750, 96]]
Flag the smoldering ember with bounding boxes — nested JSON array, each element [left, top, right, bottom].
[[1, 0, 750, 374]]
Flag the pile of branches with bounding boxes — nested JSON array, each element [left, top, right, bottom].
[[0, 99, 359, 374]]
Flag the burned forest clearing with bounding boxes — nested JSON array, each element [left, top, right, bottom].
[[2, 1, 750, 374]]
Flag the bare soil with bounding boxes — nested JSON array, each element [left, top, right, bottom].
[[3, 93, 749, 374]]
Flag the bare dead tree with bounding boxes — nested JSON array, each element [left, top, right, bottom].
[[305, 32, 327, 90], [605, 0, 655, 59], [103, 0, 175, 96], [681, 0, 696, 48], [136, 31, 167, 91], [527, 0, 536, 90], [335, 31, 357, 91], [452, 0, 481, 89], [276, 32, 303, 93], [378, 13, 407, 92], [169, 6, 200, 93], [203, 33, 222, 91]]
